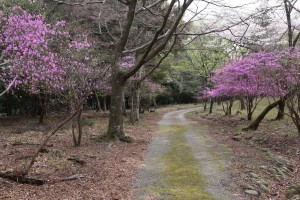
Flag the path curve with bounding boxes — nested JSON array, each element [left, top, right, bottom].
[[134, 107, 237, 200]]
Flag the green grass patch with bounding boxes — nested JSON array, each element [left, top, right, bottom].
[[81, 118, 95, 126], [155, 125, 215, 200]]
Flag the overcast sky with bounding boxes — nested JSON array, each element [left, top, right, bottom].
[[184, 0, 263, 21]]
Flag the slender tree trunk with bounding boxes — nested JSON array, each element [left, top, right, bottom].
[[130, 84, 140, 124], [31, 95, 38, 117], [209, 99, 213, 114], [244, 100, 280, 131], [274, 97, 285, 120], [246, 97, 254, 120], [103, 95, 107, 111], [240, 99, 246, 110], [95, 93, 102, 112], [221, 102, 226, 115], [228, 100, 233, 116], [44, 94, 49, 115], [107, 74, 126, 141], [122, 92, 127, 116], [203, 100, 207, 111], [153, 97, 157, 108], [76, 109, 83, 146], [38, 93, 45, 124], [71, 107, 83, 147], [247, 111, 253, 121]]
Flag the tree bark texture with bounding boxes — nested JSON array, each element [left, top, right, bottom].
[[240, 99, 246, 110], [72, 108, 83, 147], [203, 101, 207, 111], [38, 93, 45, 124], [274, 97, 285, 120], [107, 73, 126, 140], [244, 100, 280, 131], [103, 95, 107, 111], [130, 83, 140, 124], [209, 99, 214, 114], [95, 93, 102, 112]]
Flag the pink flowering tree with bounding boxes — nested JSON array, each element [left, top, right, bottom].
[[0, 7, 109, 178], [0, 6, 63, 95], [49, 25, 110, 146], [0, 6, 67, 123], [203, 52, 292, 120]]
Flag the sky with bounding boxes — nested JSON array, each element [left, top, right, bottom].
[[184, 0, 263, 21]]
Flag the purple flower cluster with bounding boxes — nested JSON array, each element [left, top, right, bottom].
[[202, 51, 299, 99], [0, 6, 64, 93]]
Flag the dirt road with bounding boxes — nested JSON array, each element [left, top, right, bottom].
[[134, 108, 237, 200]]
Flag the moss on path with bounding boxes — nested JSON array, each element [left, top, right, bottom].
[[134, 108, 235, 200], [158, 125, 214, 200]]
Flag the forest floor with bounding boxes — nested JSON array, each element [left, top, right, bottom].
[[187, 104, 300, 200], [0, 105, 193, 200], [0, 104, 299, 200]]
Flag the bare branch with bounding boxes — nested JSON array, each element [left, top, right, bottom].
[[122, 32, 169, 54], [200, 0, 257, 9], [114, 0, 137, 56], [143, 0, 193, 62], [0, 76, 18, 97], [139, 36, 177, 83], [0, 61, 9, 66], [123, 0, 181, 79], [46, 0, 105, 6], [136, 0, 164, 14]]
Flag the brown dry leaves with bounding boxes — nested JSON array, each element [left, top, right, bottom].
[[0, 110, 164, 200]]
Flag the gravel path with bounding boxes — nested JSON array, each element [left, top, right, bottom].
[[133, 107, 238, 200]]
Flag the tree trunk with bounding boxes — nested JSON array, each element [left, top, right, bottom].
[[209, 99, 213, 114], [31, 95, 38, 117], [71, 108, 83, 147], [240, 99, 246, 110], [246, 97, 254, 120], [228, 100, 233, 116], [107, 75, 126, 141], [95, 93, 102, 112], [76, 109, 83, 146], [153, 97, 157, 108], [44, 94, 49, 115], [274, 97, 285, 120], [130, 84, 140, 124], [103, 95, 107, 111], [38, 93, 45, 124], [122, 93, 127, 116], [244, 100, 280, 131], [203, 101, 207, 111]]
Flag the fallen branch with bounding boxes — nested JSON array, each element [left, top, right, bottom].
[[0, 173, 46, 185], [22, 109, 81, 176], [11, 142, 53, 147], [60, 174, 85, 181], [0, 173, 85, 185]]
